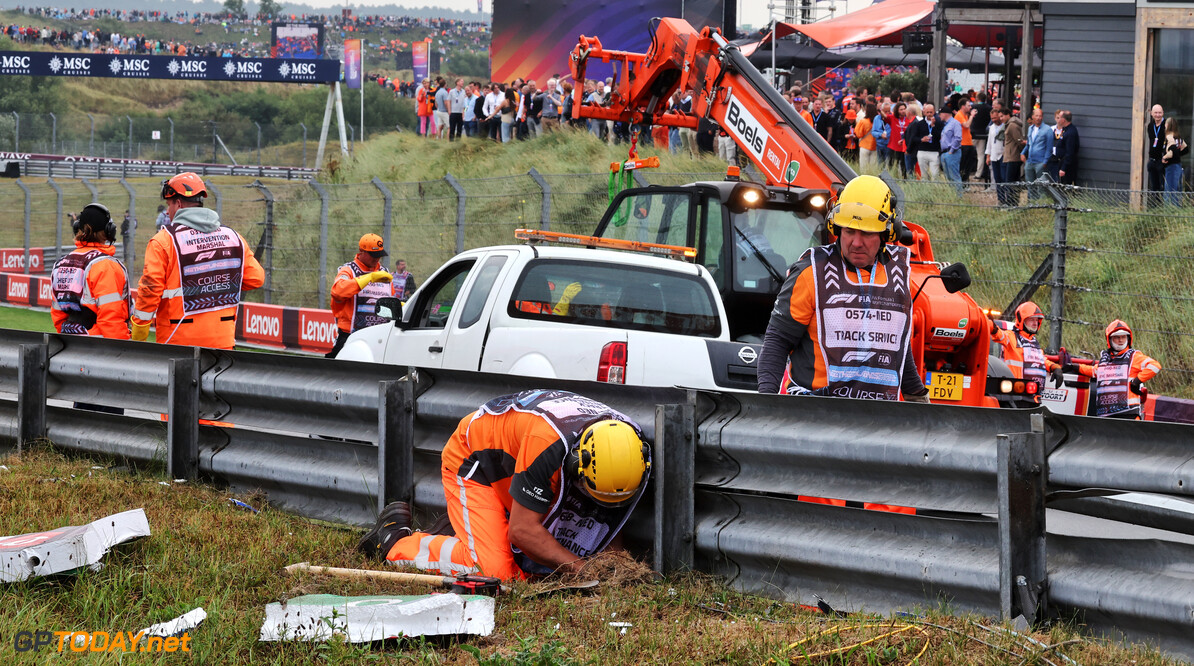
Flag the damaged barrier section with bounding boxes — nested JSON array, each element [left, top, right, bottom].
[[1, 332, 1192, 658]]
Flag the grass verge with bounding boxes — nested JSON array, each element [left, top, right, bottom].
[[0, 448, 1178, 665]]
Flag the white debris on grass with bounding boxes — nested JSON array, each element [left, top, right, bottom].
[[142, 608, 207, 638], [0, 509, 151, 582], [259, 594, 495, 642]]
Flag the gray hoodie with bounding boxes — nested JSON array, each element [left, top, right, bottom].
[[169, 206, 221, 233]]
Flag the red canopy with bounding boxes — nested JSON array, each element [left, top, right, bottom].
[[773, 0, 1043, 50], [777, 0, 935, 49]]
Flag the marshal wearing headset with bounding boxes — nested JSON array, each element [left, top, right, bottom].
[[757, 174, 930, 402], [131, 173, 264, 349], [50, 202, 131, 339]]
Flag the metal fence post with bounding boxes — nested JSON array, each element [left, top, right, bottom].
[[168, 116, 174, 161], [377, 378, 415, 512], [255, 121, 262, 166], [997, 413, 1048, 625], [444, 173, 466, 253], [371, 177, 392, 254], [248, 180, 273, 304], [120, 178, 137, 271], [300, 123, 307, 168], [1047, 184, 1068, 352], [47, 178, 63, 258], [203, 179, 221, 222], [12, 111, 18, 152], [16, 179, 30, 275], [528, 168, 552, 230], [167, 353, 201, 481], [81, 177, 98, 203], [633, 171, 649, 187], [49, 111, 56, 154], [87, 113, 95, 156], [654, 392, 697, 574], [17, 343, 48, 451], [310, 181, 331, 306]]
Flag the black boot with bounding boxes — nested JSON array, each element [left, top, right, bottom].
[[357, 501, 413, 560]]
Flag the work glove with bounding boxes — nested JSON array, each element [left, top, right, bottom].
[[1129, 378, 1144, 396], [1050, 367, 1065, 388], [355, 270, 392, 290], [904, 391, 931, 404], [552, 281, 583, 316], [130, 321, 151, 342]]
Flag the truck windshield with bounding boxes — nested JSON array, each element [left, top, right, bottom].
[[508, 259, 720, 337], [730, 207, 822, 291], [601, 192, 692, 248]]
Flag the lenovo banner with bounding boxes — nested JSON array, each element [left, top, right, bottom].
[[412, 41, 429, 82], [0, 51, 339, 83]]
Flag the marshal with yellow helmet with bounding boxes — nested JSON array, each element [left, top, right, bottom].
[[359, 389, 651, 580]]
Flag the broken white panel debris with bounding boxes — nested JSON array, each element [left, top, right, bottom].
[[259, 594, 495, 642], [0, 509, 151, 583], [142, 607, 208, 638]]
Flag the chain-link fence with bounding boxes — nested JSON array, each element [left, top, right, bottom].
[[5, 171, 1194, 396], [0, 111, 393, 167]]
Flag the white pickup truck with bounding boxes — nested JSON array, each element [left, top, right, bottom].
[[335, 241, 762, 391]]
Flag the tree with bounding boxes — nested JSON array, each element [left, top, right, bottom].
[[257, 0, 283, 21], [223, 0, 246, 18]]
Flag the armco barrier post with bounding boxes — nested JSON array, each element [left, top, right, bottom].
[[167, 352, 201, 480], [371, 177, 393, 254], [310, 181, 330, 306], [377, 378, 415, 513], [654, 393, 697, 574], [16, 179, 30, 275], [998, 412, 1048, 625], [445, 174, 466, 253], [17, 343, 48, 451], [528, 168, 552, 230]]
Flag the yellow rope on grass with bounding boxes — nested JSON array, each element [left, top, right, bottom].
[[774, 622, 932, 664]]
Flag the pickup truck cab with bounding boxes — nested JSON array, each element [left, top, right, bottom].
[[336, 241, 762, 390]]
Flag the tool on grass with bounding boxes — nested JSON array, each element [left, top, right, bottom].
[[284, 562, 506, 596], [522, 579, 600, 599]]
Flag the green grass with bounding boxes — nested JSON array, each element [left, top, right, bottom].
[[0, 448, 1178, 665], [0, 305, 56, 334]]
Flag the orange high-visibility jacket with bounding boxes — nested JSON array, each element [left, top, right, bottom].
[[50, 242, 130, 339], [330, 258, 394, 333], [132, 210, 264, 349], [1074, 348, 1161, 410], [991, 326, 1060, 380]]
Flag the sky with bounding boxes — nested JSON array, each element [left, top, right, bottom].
[[297, 0, 872, 32]]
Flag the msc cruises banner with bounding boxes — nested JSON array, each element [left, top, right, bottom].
[[0, 51, 340, 83]]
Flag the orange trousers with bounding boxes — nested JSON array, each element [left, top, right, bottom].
[[385, 467, 531, 580]]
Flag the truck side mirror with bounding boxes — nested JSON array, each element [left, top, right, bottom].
[[939, 262, 971, 293], [375, 297, 402, 322]]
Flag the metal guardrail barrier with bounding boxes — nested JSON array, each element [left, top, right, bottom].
[[0, 329, 1192, 659], [9, 158, 317, 181]]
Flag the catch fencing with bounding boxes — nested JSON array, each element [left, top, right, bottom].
[[0, 331, 1192, 659], [4, 171, 1194, 395]]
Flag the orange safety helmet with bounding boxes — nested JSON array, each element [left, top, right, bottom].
[[161, 172, 208, 200], [1105, 319, 1132, 348], [1014, 302, 1045, 329]]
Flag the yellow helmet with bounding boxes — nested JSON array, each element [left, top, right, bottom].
[[826, 175, 896, 242], [570, 420, 651, 506]]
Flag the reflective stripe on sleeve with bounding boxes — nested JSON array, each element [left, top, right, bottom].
[[92, 292, 126, 306], [161, 287, 184, 299], [133, 308, 156, 320]]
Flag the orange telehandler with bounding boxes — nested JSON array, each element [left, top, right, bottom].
[[569, 17, 1024, 407]]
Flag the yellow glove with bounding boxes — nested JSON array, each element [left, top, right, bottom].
[[355, 270, 393, 290], [130, 322, 151, 342], [553, 282, 583, 316]]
